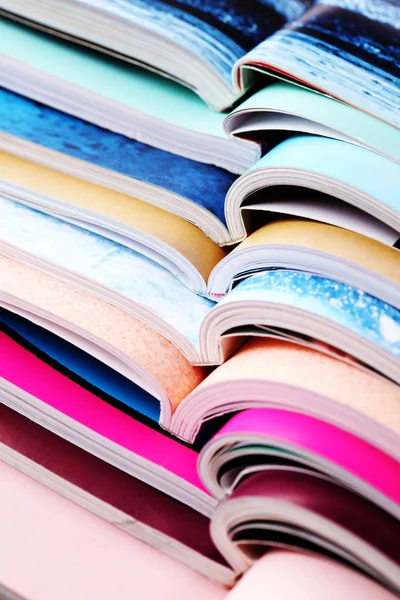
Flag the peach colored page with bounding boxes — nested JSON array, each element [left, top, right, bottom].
[[1, 152, 226, 279], [236, 219, 400, 285], [0, 256, 206, 407], [196, 338, 400, 436], [229, 551, 397, 600], [0, 462, 226, 600]]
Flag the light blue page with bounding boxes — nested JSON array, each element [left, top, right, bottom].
[[228, 82, 400, 163], [1, 18, 228, 138], [220, 270, 400, 358], [248, 136, 400, 216], [0, 197, 214, 350]]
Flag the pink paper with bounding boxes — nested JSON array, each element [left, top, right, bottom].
[[0, 462, 225, 600], [211, 409, 400, 505], [229, 551, 397, 600], [0, 332, 205, 491]]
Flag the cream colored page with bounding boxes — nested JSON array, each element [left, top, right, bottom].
[[196, 338, 400, 436], [235, 219, 400, 285], [0, 256, 206, 407], [0, 152, 226, 280]]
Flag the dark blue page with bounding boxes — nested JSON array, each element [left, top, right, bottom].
[[0, 88, 235, 224], [0, 308, 161, 421]]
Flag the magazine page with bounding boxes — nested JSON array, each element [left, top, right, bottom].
[[224, 82, 400, 165], [224, 136, 400, 243], [205, 270, 400, 377], [0, 331, 212, 510], [1, 0, 310, 110], [0, 89, 237, 245], [228, 552, 398, 600], [0, 197, 214, 360], [236, 0, 400, 127]]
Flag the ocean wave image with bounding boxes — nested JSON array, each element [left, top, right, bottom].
[[316, 0, 400, 29], [225, 270, 400, 359], [0, 89, 234, 223], [80, 0, 294, 86], [241, 3, 400, 127], [292, 6, 400, 78]]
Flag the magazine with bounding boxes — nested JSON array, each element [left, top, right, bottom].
[[2, 0, 399, 126], [1, 335, 399, 592], [0, 18, 259, 174], [2, 91, 400, 255], [0, 230, 399, 448], [0, 1, 399, 591]]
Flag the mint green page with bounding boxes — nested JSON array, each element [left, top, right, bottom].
[[228, 83, 400, 163], [229, 445, 296, 457], [248, 135, 400, 216], [1, 19, 227, 138]]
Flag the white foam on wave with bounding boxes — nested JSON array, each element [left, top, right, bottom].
[[316, 0, 400, 30]]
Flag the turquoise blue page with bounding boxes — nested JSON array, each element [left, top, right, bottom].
[[0, 197, 214, 350], [0, 308, 161, 421], [221, 270, 400, 358], [228, 82, 400, 163], [1, 18, 227, 138], [248, 136, 400, 216]]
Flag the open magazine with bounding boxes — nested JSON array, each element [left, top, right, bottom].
[[2, 91, 400, 256], [1, 0, 399, 594], [1, 222, 399, 453], [1, 95, 400, 304], [1, 0, 399, 127], [1, 340, 399, 592]]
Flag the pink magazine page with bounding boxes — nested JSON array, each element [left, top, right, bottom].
[[0, 462, 225, 600], [228, 551, 398, 600], [210, 409, 400, 505], [0, 331, 205, 492]]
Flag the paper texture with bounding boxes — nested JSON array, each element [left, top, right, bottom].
[[246, 136, 400, 218], [197, 337, 400, 439], [222, 270, 400, 359], [0, 462, 222, 600], [0, 88, 235, 225], [211, 408, 400, 505], [0, 256, 206, 407], [0, 307, 161, 421], [0, 197, 213, 350], [229, 551, 397, 600], [235, 219, 400, 285], [0, 331, 205, 490], [1, 18, 229, 137], [0, 152, 226, 280], [0, 404, 223, 564], [227, 82, 400, 163], [243, 200, 400, 245], [228, 470, 400, 563], [239, 1, 400, 127], [0, 0, 299, 109]]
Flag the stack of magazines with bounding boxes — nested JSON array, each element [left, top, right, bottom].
[[0, 0, 399, 597]]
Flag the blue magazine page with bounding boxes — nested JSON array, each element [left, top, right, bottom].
[[0, 89, 234, 228], [0, 196, 214, 355], [221, 270, 400, 360], [239, 0, 400, 127], [1, 0, 308, 109], [0, 308, 161, 421], [1, 17, 263, 175], [242, 136, 400, 227]]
